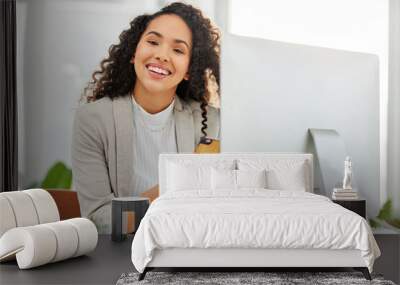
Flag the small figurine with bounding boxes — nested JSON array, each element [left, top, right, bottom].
[[342, 156, 353, 190]]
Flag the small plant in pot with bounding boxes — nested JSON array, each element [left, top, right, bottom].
[[29, 161, 80, 220], [369, 199, 400, 231]]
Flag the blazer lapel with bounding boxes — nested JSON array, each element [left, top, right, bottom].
[[113, 96, 134, 195], [174, 97, 195, 153]]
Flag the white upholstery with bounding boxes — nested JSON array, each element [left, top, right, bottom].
[[42, 221, 79, 262], [0, 196, 17, 237], [0, 226, 57, 268], [1, 191, 40, 227], [0, 189, 98, 269], [148, 248, 365, 268], [24, 189, 60, 223], [0, 189, 59, 237], [0, 219, 97, 269], [65, 218, 98, 257]]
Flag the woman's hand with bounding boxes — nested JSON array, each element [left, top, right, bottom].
[[140, 185, 159, 203], [140, 139, 220, 203]]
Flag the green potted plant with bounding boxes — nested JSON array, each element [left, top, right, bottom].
[[29, 161, 72, 189], [369, 199, 400, 230], [29, 161, 80, 219]]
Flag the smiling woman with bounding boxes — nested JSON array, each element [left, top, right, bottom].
[[132, 14, 192, 113], [72, 2, 221, 234]]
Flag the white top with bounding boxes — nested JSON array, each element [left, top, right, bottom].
[[130, 96, 177, 196]]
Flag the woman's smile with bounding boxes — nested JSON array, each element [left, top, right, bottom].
[[146, 63, 172, 80]]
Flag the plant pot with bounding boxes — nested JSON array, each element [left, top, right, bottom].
[[46, 189, 81, 220]]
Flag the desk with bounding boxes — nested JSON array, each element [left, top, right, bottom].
[[373, 227, 400, 284], [0, 235, 134, 285]]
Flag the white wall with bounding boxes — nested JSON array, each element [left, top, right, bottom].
[[227, 0, 396, 215], [221, 35, 380, 217]]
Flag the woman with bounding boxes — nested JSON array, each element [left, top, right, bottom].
[[72, 2, 220, 233]]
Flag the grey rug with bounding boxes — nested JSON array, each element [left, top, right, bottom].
[[116, 272, 396, 285]]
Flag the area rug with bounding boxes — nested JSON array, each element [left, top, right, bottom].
[[116, 271, 396, 285]]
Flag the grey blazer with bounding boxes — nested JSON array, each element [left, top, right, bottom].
[[71, 95, 220, 233]]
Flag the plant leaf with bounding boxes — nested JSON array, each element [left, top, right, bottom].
[[377, 199, 393, 220], [41, 161, 72, 189], [369, 218, 380, 228], [387, 218, 400, 229], [58, 167, 72, 189]]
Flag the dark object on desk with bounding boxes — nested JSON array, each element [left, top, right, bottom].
[[332, 199, 366, 219], [373, 227, 400, 284], [112, 197, 149, 242]]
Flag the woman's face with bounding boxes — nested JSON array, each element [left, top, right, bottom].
[[133, 14, 192, 94]]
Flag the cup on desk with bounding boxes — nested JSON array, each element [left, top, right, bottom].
[[111, 197, 149, 242]]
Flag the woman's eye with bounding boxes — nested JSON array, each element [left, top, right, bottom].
[[174, 49, 184, 54], [147, 40, 158, 46]]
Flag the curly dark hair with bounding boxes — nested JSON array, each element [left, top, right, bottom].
[[84, 2, 220, 138]]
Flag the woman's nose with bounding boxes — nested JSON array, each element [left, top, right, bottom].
[[155, 54, 169, 62], [155, 47, 169, 62]]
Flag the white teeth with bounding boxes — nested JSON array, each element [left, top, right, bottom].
[[147, 65, 170, 75]]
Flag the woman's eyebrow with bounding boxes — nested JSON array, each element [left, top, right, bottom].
[[145, 30, 190, 49]]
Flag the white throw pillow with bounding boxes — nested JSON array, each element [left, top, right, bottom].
[[237, 169, 267, 189], [166, 159, 236, 192], [167, 162, 211, 191], [267, 162, 307, 191], [211, 169, 268, 190], [238, 159, 309, 191], [211, 168, 236, 190]]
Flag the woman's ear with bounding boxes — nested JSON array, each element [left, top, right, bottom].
[[184, 73, 190, 80], [130, 55, 135, 64]]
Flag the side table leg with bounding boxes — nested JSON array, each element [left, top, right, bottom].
[[112, 201, 123, 241], [134, 201, 149, 232]]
